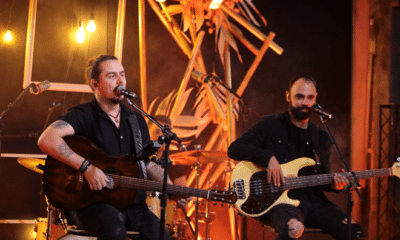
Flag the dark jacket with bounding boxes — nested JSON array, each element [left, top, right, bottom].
[[228, 112, 339, 202]]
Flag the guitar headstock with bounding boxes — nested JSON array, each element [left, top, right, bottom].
[[391, 162, 400, 178], [208, 188, 237, 204]]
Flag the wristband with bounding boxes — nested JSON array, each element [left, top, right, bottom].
[[79, 159, 92, 173]]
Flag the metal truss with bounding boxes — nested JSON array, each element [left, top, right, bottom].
[[378, 104, 400, 240]]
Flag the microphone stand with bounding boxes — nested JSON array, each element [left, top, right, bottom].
[[319, 115, 363, 240], [0, 83, 35, 156], [125, 98, 182, 240]]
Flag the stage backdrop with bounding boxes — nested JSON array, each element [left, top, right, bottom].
[[0, 0, 351, 239]]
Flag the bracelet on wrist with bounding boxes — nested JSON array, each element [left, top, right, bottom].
[[79, 159, 91, 173]]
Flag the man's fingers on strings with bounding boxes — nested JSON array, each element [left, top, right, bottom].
[[267, 171, 272, 183]]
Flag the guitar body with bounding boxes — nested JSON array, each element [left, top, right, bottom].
[[230, 158, 316, 217], [42, 135, 141, 211], [43, 135, 237, 211]]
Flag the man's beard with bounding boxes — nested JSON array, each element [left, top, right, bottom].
[[289, 104, 312, 120], [110, 97, 123, 104]]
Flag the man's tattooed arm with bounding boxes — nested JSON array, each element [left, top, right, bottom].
[[52, 120, 70, 129], [58, 142, 74, 158], [147, 161, 173, 184]]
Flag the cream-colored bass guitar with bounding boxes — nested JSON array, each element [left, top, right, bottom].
[[230, 157, 400, 217]]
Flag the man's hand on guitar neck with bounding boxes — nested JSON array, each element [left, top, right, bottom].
[[268, 156, 285, 187], [331, 169, 350, 190], [84, 165, 110, 191]]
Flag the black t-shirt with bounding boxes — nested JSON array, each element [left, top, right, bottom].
[[59, 98, 150, 206], [289, 121, 316, 199]]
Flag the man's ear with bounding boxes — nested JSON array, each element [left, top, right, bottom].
[[90, 79, 98, 88], [285, 91, 290, 103]]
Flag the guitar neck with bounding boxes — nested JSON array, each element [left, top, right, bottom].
[[108, 174, 210, 198], [285, 168, 392, 190]]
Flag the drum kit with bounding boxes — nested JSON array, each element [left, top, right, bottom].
[[16, 148, 232, 240]]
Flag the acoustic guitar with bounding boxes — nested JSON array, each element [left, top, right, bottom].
[[42, 135, 237, 211]]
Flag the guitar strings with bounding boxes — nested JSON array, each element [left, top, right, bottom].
[[105, 167, 390, 197], [106, 173, 236, 201], [233, 168, 390, 192]]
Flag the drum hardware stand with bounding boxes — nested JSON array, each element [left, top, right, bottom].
[[194, 144, 201, 240], [45, 201, 53, 240], [202, 181, 214, 240], [126, 98, 183, 240], [176, 204, 195, 236]]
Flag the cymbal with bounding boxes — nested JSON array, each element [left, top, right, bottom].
[[170, 150, 229, 165], [17, 158, 45, 174]]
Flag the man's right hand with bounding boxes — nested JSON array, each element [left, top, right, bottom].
[[84, 165, 110, 191], [267, 156, 285, 187]]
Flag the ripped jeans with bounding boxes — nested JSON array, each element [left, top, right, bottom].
[[259, 195, 366, 240]]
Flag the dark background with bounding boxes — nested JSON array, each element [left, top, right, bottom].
[[0, 0, 351, 239]]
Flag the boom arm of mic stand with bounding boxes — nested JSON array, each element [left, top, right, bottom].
[[126, 99, 182, 145], [0, 84, 35, 155], [126, 98, 180, 240], [207, 77, 263, 119], [319, 115, 362, 197]]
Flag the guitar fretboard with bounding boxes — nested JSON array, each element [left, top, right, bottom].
[[285, 168, 392, 190], [108, 174, 210, 198]]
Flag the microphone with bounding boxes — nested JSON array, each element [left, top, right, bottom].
[[114, 85, 140, 99], [30, 80, 51, 94], [312, 104, 335, 119], [191, 70, 214, 83]]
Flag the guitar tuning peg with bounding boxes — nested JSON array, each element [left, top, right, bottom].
[[213, 201, 217, 206], [221, 203, 224, 207]]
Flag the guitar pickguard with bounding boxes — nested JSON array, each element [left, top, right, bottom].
[[231, 158, 399, 217], [239, 171, 283, 215]]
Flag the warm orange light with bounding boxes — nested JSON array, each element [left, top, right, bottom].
[[156, 0, 166, 2], [76, 22, 85, 43], [4, 30, 12, 42], [209, 0, 223, 9], [87, 19, 96, 33]]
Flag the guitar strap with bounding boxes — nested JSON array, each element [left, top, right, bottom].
[[128, 113, 147, 180]]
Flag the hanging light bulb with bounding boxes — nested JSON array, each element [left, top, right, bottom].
[[4, 29, 12, 42], [76, 21, 85, 43], [209, 0, 223, 9], [87, 19, 96, 33]]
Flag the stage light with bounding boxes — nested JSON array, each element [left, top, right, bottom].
[[77, 21, 85, 43], [87, 19, 96, 33], [4, 29, 12, 42], [209, 0, 223, 9], [156, 0, 166, 2]]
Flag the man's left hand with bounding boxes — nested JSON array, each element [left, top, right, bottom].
[[331, 169, 349, 190], [169, 195, 193, 206]]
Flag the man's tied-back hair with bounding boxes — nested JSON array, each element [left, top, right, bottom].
[[86, 54, 118, 84], [287, 75, 317, 92]]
